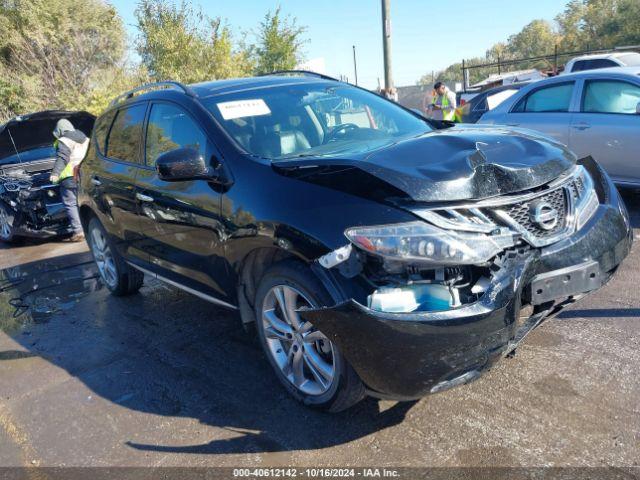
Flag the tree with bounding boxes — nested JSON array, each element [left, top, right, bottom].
[[416, 0, 640, 87], [252, 6, 307, 74], [556, 0, 639, 51], [0, 0, 127, 120], [506, 20, 559, 69], [555, 0, 588, 51], [134, 0, 252, 84]]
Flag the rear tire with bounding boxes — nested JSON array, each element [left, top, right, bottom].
[[254, 260, 365, 412], [87, 217, 143, 296], [0, 202, 18, 243]]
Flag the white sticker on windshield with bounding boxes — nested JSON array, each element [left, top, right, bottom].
[[217, 99, 271, 120]]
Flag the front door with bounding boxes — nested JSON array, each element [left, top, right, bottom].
[[134, 101, 232, 304]]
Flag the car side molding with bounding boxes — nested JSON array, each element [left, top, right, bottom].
[[127, 262, 238, 311]]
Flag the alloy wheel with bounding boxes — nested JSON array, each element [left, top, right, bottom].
[[90, 226, 118, 288], [0, 207, 12, 240], [261, 285, 336, 396]]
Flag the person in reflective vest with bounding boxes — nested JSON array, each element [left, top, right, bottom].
[[50, 119, 89, 242], [427, 82, 457, 121]]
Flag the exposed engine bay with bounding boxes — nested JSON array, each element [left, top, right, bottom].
[[0, 160, 70, 237]]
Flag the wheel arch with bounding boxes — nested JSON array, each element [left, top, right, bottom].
[[235, 246, 301, 329], [78, 204, 96, 232], [234, 246, 357, 330]]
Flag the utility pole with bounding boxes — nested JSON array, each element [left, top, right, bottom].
[[381, 0, 393, 92], [352, 45, 359, 86]]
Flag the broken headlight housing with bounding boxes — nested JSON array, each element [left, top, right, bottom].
[[344, 221, 516, 266]]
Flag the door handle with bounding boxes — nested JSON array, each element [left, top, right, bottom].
[[572, 123, 591, 130], [505, 123, 520, 127], [136, 192, 154, 202], [91, 177, 102, 186]]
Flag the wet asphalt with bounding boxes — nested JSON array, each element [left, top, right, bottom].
[[0, 190, 638, 469]]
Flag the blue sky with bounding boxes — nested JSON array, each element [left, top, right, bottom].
[[110, 0, 567, 88]]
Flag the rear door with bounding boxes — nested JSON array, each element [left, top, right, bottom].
[[134, 101, 232, 304], [501, 82, 576, 145], [91, 103, 148, 261], [569, 78, 640, 184]]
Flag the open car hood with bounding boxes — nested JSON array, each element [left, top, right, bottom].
[[0, 110, 95, 163], [273, 125, 577, 202]]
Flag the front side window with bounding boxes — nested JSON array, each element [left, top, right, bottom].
[[202, 82, 432, 160], [583, 80, 640, 114], [145, 103, 208, 165], [513, 83, 574, 113], [105, 104, 147, 163]]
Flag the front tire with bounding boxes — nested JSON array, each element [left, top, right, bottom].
[[254, 260, 365, 412], [87, 217, 143, 296]]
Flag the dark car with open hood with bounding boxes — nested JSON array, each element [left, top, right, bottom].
[[78, 73, 632, 411], [0, 110, 95, 242]]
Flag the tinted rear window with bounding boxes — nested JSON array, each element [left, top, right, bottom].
[[105, 104, 147, 163], [93, 110, 116, 155], [573, 59, 618, 72]]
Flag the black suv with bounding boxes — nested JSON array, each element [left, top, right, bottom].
[[79, 73, 632, 411]]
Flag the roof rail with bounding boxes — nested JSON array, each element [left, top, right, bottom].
[[109, 81, 196, 107], [259, 70, 342, 83]]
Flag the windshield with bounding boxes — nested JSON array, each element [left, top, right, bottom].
[[203, 82, 432, 160]]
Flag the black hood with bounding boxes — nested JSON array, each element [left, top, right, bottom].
[[0, 110, 95, 161], [273, 125, 577, 202]]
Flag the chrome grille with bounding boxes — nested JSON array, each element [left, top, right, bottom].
[[503, 187, 568, 239], [411, 166, 597, 249], [569, 175, 585, 200]]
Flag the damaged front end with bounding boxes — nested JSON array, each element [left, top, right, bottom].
[[300, 158, 632, 400], [0, 167, 71, 238], [0, 111, 95, 239]]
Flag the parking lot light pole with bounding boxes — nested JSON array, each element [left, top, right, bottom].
[[381, 0, 393, 92], [353, 45, 359, 86]]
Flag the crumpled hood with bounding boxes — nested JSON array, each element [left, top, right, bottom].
[[274, 125, 577, 202]]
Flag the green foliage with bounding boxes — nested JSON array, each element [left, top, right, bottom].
[[134, 0, 253, 83], [252, 6, 307, 74], [0, 0, 307, 122], [556, 0, 640, 50], [0, 0, 128, 120], [418, 0, 640, 88], [133, 1, 307, 81], [506, 20, 559, 68]]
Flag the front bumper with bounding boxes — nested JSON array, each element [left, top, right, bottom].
[[4, 187, 72, 239], [300, 163, 632, 400]]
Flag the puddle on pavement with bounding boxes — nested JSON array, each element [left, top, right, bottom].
[[0, 252, 102, 333]]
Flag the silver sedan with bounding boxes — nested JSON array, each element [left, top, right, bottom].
[[479, 66, 640, 187]]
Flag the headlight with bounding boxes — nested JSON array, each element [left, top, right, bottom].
[[344, 221, 516, 266], [574, 166, 599, 231]]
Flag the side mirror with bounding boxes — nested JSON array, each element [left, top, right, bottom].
[[156, 147, 218, 182], [636, 102, 640, 115]]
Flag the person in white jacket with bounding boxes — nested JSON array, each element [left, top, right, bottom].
[[50, 119, 89, 242]]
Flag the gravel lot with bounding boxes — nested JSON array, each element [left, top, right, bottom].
[[0, 189, 638, 471]]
